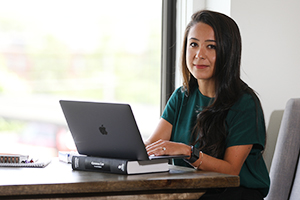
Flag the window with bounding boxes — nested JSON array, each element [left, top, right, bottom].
[[0, 0, 162, 157]]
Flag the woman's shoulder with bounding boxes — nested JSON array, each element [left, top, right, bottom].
[[165, 87, 185, 107], [171, 86, 203, 101], [226, 92, 263, 122], [170, 86, 188, 100], [231, 92, 259, 111], [174, 86, 185, 94]]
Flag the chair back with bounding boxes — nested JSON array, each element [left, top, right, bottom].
[[265, 98, 300, 200]]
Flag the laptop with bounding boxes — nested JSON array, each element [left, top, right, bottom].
[[59, 100, 187, 161]]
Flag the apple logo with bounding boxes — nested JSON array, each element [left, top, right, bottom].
[[99, 125, 108, 135]]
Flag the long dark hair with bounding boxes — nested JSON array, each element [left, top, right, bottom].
[[181, 10, 260, 158]]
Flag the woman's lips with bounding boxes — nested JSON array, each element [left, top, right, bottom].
[[195, 65, 208, 69]]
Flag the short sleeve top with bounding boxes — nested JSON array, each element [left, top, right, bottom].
[[161, 87, 270, 197]]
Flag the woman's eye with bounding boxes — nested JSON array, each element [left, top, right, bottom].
[[190, 42, 198, 47], [208, 44, 216, 49]]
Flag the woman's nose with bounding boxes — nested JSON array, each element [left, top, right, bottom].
[[195, 47, 206, 59]]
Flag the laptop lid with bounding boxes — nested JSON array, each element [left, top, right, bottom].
[[59, 100, 150, 161]]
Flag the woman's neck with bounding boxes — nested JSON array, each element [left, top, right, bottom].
[[198, 79, 215, 98]]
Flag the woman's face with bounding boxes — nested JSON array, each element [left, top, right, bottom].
[[186, 22, 216, 84]]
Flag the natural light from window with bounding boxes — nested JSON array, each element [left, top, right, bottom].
[[0, 0, 162, 158]]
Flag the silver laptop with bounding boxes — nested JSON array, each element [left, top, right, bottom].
[[59, 100, 187, 161]]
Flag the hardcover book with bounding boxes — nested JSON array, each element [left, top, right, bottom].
[[72, 155, 169, 175]]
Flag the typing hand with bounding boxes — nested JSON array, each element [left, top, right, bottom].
[[146, 139, 190, 157]]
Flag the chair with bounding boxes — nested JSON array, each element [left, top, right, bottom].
[[265, 98, 300, 200]]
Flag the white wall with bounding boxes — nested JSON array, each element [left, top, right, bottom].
[[186, 0, 300, 170], [206, 0, 231, 16], [175, 0, 206, 87], [230, 0, 300, 169]]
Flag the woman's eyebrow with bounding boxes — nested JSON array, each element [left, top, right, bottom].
[[205, 39, 216, 43], [188, 37, 216, 43], [189, 37, 199, 41]]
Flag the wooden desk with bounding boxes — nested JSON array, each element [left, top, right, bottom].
[[0, 158, 239, 199]]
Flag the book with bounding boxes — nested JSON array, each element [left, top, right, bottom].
[[72, 155, 169, 174], [58, 151, 79, 163]]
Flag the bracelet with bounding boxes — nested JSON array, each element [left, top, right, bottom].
[[195, 151, 203, 170]]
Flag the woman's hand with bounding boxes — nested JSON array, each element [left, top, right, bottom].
[[146, 139, 191, 157]]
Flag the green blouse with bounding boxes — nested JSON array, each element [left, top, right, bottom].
[[161, 87, 270, 197]]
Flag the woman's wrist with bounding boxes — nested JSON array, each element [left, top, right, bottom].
[[186, 146, 200, 163], [186, 145, 192, 159], [195, 151, 204, 170], [183, 145, 204, 170]]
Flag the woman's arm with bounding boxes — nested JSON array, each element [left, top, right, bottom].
[[146, 137, 252, 176], [145, 118, 252, 176], [194, 144, 252, 175], [145, 118, 193, 157], [144, 118, 173, 146]]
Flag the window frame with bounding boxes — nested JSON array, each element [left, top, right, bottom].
[[160, 0, 177, 114]]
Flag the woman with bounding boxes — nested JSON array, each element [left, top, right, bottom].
[[145, 10, 270, 200]]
